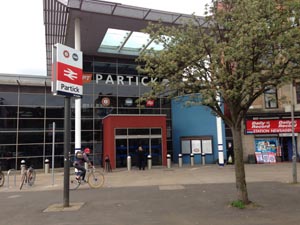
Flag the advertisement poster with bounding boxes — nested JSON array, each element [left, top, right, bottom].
[[255, 139, 277, 164]]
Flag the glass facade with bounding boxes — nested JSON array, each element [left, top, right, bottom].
[[0, 57, 172, 170]]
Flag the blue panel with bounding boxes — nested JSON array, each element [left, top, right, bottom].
[[171, 96, 226, 165]]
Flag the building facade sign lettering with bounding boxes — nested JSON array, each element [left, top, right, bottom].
[[246, 119, 300, 134], [95, 74, 157, 86]]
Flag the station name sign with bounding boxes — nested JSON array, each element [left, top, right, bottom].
[[246, 119, 300, 134], [82, 73, 157, 86], [52, 43, 83, 97]]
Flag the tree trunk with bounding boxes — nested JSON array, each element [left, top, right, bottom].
[[231, 126, 251, 204]]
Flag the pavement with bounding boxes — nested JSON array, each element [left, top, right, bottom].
[[1, 163, 300, 225]]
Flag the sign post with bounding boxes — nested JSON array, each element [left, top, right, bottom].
[[52, 43, 82, 207]]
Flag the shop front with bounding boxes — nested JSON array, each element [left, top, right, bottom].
[[245, 119, 299, 163]]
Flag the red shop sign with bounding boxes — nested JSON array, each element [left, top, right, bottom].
[[246, 119, 300, 134]]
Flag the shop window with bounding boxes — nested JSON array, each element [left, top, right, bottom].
[[296, 82, 300, 104], [180, 137, 213, 155], [264, 87, 278, 109]]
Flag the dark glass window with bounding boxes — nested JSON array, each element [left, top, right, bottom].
[[45, 131, 64, 143], [18, 144, 44, 157], [1, 106, 18, 118], [46, 94, 64, 106], [18, 131, 45, 144], [141, 109, 160, 114], [296, 83, 300, 104], [0, 92, 18, 105], [94, 119, 103, 130], [81, 119, 93, 130], [151, 128, 161, 135], [128, 128, 150, 135], [19, 94, 45, 106], [118, 108, 139, 114], [19, 107, 44, 118], [116, 129, 127, 135], [0, 118, 17, 130], [19, 119, 44, 130], [20, 86, 45, 93], [46, 107, 64, 118], [264, 87, 278, 109], [0, 132, 16, 144], [45, 119, 64, 130]]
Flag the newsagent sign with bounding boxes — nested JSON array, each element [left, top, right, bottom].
[[246, 119, 300, 134], [52, 43, 83, 97]]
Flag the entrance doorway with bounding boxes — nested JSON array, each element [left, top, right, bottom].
[[279, 137, 297, 161], [115, 135, 162, 168]]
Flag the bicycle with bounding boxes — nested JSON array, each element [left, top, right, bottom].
[[0, 166, 4, 187], [69, 166, 104, 190], [19, 165, 36, 190]]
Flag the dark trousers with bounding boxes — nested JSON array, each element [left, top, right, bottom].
[[137, 158, 145, 170], [74, 164, 86, 180]]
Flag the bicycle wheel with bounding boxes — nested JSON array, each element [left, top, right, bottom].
[[69, 174, 81, 190], [27, 170, 36, 186], [87, 171, 104, 188], [0, 171, 5, 187], [19, 173, 26, 190]]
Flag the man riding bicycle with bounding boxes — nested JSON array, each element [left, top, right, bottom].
[[73, 147, 92, 181]]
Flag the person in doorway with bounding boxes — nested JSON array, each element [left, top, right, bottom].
[[136, 145, 146, 170], [73, 147, 92, 181]]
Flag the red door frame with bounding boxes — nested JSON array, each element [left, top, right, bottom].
[[102, 115, 167, 169]]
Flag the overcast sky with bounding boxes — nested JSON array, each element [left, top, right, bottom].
[[0, 0, 211, 76]]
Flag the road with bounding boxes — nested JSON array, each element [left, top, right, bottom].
[[0, 163, 300, 225]]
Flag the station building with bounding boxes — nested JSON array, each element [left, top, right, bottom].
[[0, 0, 227, 170]]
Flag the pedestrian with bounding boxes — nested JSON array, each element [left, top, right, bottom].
[[136, 145, 145, 170]]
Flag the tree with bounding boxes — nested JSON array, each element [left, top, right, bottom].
[[137, 0, 300, 204]]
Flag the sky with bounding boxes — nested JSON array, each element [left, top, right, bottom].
[[0, 0, 212, 76]]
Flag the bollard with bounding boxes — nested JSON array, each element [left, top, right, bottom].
[[45, 159, 50, 174], [178, 154, 183, 168], [20, 160, 26, 175], [84, 162, 88, 170], [167, 154, 171, 169], [127, 155, 131, 171], [201, 152, 206, 165], [147, 155, 152, 170], [190, 153, 194, 166]]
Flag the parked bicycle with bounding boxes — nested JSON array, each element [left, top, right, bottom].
[[70, 166, 104, 190], [0, 166, 4, 187], [19, 165, 36, 190]]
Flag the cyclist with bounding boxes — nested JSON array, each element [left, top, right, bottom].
[[73, 147, 92, 181]]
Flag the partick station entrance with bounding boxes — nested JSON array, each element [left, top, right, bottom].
[[102, 115, 167, 169]]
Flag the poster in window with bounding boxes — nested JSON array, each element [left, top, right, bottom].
[[192, 140, 201, 154], [181, 140, 191, 154], [202, 139, 212, 154], [255, 139, 277, 163]]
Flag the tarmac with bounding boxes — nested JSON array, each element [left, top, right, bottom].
[[1, 163, 300, 225]]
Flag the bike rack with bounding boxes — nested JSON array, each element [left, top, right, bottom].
[[7, 169, 16, 188]]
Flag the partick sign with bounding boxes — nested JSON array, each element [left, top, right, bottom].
[[52, 43, 83, 97]]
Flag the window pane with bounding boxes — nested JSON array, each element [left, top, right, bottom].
[[0, 132, 16, 144], [264, 87, 278, 109], [18, 132, 44, 144], [128, 128, 150, 135], [116, 129, 127, 135], [181, 140, 191, 154], [19, 119, 44, 130], [296, 83, 300, 104]]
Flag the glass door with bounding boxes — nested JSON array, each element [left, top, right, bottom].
[[151, 138, 162, 165], [129, 138, 149, 167], [115, 139, 127, 168]]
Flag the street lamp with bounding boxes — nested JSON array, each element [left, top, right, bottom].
[[290, 80, 297, 184]]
